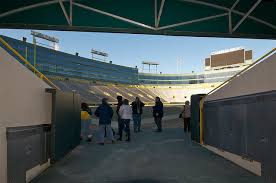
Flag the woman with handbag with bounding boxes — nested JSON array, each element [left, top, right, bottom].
[[180, 101, 191, 133]]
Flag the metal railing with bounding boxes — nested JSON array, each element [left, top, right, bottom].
[[0, 36, 59, 89]]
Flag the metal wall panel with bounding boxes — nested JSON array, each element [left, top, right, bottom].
[[7, 125, 51, 183], [47, 89, 81, 162], [204, 90, 276, 182], [219, 104, 244, 156], [204, 105, 220, 147]]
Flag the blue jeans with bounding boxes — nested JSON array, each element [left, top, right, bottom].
[[81, 119, 92, 139], [98, 124, 114, 143], [133, 114, 142, 132]]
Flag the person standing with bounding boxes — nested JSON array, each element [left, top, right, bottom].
[[118, 99, 132, 142], [181, 101, 191, 133], [131, 97, 145, 132], [94, 98, 115, 145], [153, 97, 163, 132], [81, 102, 93, 142], [116, 96, 123, 134]]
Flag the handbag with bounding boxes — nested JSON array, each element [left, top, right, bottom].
[[179, 113, 182, 118]]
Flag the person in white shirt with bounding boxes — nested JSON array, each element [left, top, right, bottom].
[[118, 99, 132, 142], [181, 101, 191, 133]]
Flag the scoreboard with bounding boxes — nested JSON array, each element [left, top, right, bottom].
[[205, 47, 252, 68]]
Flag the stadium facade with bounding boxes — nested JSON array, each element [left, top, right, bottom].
[[0, 35, 253, 104]]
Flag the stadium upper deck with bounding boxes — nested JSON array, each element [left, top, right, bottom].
[[139, 69, 241, 85], [0, 35, 138, 84], [0, 35, 252, 86]]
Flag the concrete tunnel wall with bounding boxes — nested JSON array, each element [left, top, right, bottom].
[[0, 47, 52, 183]]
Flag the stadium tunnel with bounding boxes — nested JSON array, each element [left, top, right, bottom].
[[0, 1, 276, 183]]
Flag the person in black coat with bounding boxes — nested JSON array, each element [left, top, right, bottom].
[[131, 97, 145, 132], [116, 96, 123, 134], [153, 97, 163, 132]]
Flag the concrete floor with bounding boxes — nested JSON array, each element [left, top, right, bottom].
[[32, 120, 265, 183]]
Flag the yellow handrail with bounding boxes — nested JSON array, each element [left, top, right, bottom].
[[199, 96, 204, 144], [0, 37, 59, 89], [207, 48, 276, 96]]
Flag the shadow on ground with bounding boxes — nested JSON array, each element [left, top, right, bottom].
[[32, 119, 265, 183]]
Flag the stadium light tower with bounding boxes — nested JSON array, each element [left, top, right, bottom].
[[31, 30, 59, 50], [91, 49, 109, 62], [176, 59, 183, 74], [31, 30, 59, 68], [142, 61, 159, 73]]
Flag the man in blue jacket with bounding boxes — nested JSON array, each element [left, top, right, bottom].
[[95, 98, 115, 145], [153, 97, 164, 132]]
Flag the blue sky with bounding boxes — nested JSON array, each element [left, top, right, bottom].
[[0, 29, 275, 74]]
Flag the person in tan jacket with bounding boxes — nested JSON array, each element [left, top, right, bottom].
[[181, 101, 191, 133]]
